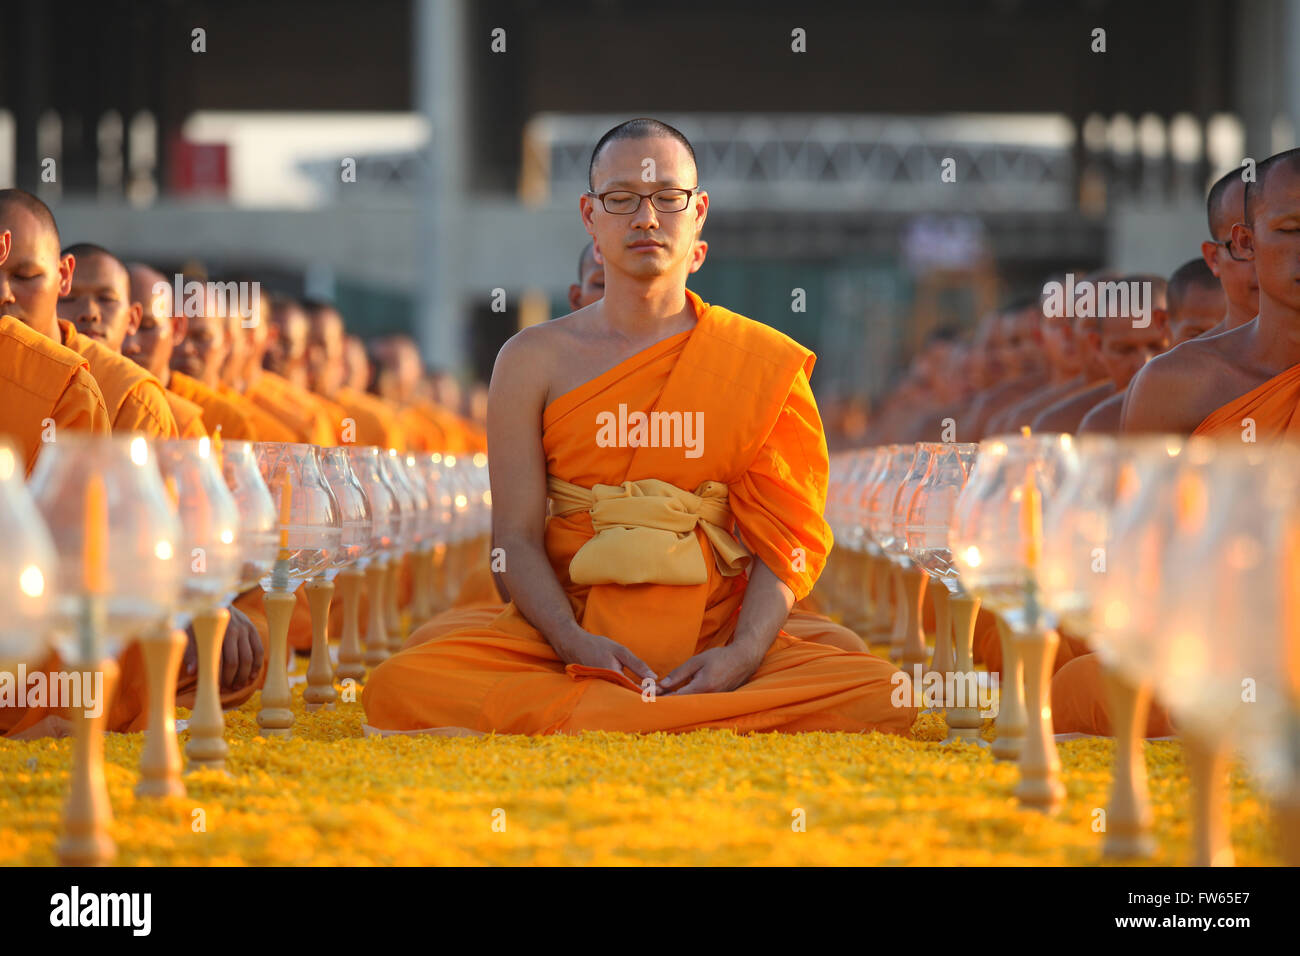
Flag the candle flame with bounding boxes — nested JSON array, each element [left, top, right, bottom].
[[129, 436, 149, 466], [19, 564, 44, 598]]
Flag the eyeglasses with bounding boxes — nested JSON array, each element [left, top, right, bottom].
[[586, 187, 699, 215], [1209, 229, 1249, 262]]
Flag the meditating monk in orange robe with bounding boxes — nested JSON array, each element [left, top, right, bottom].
[[237, 297, 335, 446], [573, 233, 865, 651], [62, 248, 204, 439], [1057, 150, 1300, 737], [300, 299, 405, 448], [0, 230, 112, 472], [363, 121, 912, 736], [46, 243, 178, 439]]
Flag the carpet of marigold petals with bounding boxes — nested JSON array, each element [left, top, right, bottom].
[[0, 666, 1283, 866]]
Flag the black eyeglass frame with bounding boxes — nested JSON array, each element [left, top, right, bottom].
[[584, 186, 702, 215], [1209, 229, 1249, 262]]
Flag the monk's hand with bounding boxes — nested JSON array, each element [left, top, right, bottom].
[[220, 607, 266, 692], [658, 644, 764, 696], [550, 627, 657, 683]]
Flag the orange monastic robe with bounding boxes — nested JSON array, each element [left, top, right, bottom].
[[0, 315, 111, 474], [247, 372, 336, 446], [1192, 363, 1300, 439], [415, 399, 486, 453], [59, 321, 179, 438], [169, 371, 261, 441], [396, 405, 445, 452], [164, 390, 208, 439], [336, 387, 406, 449], [363, 290, 913, 735]]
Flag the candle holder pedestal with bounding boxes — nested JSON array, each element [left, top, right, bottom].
[[304, 579, 337, 711], [1012, 628, 1064, 813], [335, 569, 366, 681], [186, 606, 231, 772], [991, 617, 1025, 762], [257, 589, 297, 737], [58, 659, 119, 866], [136, 625, 187, 798], [1101, 664, 1155, 858]]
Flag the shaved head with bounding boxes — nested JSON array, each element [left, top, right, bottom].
[[0, 189, 60, 247], [588, 118, 697, 192], [0, 189, 71, 340], [1245, 148, 1300, 226], [1207, 167, 1246, 237]]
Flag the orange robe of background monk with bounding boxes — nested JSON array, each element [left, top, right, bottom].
[[0, 314, 111, 473], [59, 320, 179, 438], [363, 291, 913, 735]]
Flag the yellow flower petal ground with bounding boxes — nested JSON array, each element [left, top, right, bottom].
[[0, 675, 1282, 866]]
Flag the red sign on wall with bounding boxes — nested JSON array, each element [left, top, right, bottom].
[[167, 135, 229, 197]]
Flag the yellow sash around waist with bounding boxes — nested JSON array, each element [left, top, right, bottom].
[[546, 476, 752, 586]]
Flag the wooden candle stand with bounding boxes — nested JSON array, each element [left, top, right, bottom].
[[364, 563, 390, 666], [944, 594, 987, 746], [1184, 730, 1235, 867], [385, 556, 406, 652], [303, 580, 338, 711], [1012, 628, 1064, 813], [335, 569, 366, 681], [991, 617, 1025, 761], [186, 606, 231, 772], [900, 565, 929, 669], [1101, 664, 1155, 858], [888, 563, 907, 659], [136, 626, 187, 799], [58, 659, 119, 867], [928, 586, 954, 683], [257, 589, 298, 737]]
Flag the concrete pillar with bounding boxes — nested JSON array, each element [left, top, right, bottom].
[[414, 0, 470, 373], [1236, 0, 1283, 162]]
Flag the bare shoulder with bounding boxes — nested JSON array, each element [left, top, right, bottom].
[[1122, 336, 1241, 433]]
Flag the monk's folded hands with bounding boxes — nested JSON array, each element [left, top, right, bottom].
[[658, 642, 764, 696], [548, 625, 658, 684]]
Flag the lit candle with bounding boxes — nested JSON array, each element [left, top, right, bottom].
[[209, 429, 222, 468], [84, 474, 107, 595], [277, 470, 292, 559], [1021, 467, 1042, 570]]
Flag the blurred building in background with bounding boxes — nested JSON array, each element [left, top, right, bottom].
[[3, 0, 1299, 403]]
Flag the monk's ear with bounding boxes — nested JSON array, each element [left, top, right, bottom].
[[1229, 221, 1255, 261], [591, 242, 604, 265], [567, 284, 582, 311], [58, 253, 75, 296], [0, 230, 10, 264], [171, 311, 188, 343], [126, 300, 143, 337], [1200, 240, 1221, 276], [690, 240, 708, 274]]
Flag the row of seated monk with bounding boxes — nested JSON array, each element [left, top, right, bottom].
[[0, 186, 486, 739], [5, 127, 1300, 746]]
